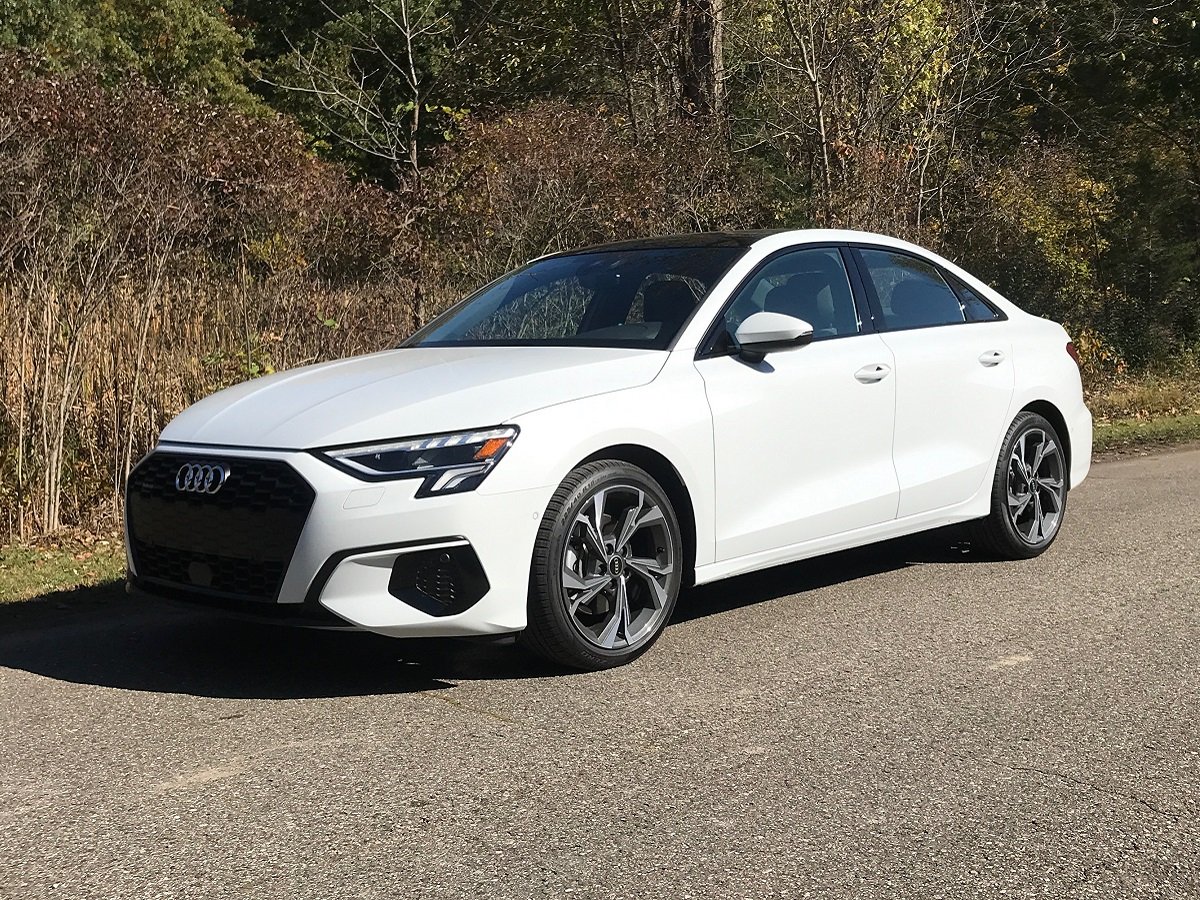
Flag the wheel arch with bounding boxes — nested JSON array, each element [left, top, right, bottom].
[[578, 444, 698, 588], [1020, 399, 1072, 483]]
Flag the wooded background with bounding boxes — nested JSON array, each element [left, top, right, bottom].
[[0, 0, 1197, 538]]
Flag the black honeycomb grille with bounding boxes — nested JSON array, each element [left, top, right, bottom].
[[414, 554, 461, 607], [387, 544, 490, 617], [126, 452, 315, 603]]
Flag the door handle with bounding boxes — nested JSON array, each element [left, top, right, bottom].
[[978, 350, 1005, 367], [854, 363, 891, 384]]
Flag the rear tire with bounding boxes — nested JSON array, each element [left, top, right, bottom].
[[970, 411, 1068, 560], [521, 460, 683, 670]]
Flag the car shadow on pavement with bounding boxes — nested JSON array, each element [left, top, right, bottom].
[[0, 527, 977, 699], [0, 584, 552, 698], [677, 525, 976, 623]]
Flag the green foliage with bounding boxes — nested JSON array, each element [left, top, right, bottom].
[[237, 0, 476, 179], [0, 0, 257, 107]]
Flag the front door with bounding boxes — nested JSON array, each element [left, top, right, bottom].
[[695, 246, 900, 562]]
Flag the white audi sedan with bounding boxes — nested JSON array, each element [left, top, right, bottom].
[[126, 229, 1092, 669]]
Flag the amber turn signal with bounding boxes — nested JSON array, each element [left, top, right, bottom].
[[474, 438, 511, 460]]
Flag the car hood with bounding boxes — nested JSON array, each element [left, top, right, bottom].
[[159, 346, 668, 449]]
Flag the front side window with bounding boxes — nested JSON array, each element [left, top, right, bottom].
[[722, 247, 861, 341], [859, 249, 966, 330], [410, 247, 744, 350]]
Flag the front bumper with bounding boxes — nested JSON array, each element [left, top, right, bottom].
[[126, 443, 555, 637]]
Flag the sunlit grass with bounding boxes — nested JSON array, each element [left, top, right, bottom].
[[1088, 365, 1200, 452], [1093, 414, 1200, 453], [0, 535, 125, 604]]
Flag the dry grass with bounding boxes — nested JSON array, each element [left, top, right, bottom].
[[0, 277, 427, 540], [1087, 368, 1200, 423]]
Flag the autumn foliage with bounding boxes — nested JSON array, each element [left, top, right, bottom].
[[1, 0, 1198, 538], [0, 55, 414, 535]]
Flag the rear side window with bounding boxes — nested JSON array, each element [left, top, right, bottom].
[[859, 249, 965, 330]]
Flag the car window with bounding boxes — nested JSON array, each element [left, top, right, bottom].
[[954, 279, 1004, 322], [859, 249, 966, 330], [466, 276, 593, 341], [723, 247, 860, 340], [413, 247, 743, 349]]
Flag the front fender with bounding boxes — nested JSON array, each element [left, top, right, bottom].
[[479, 356, 717, 567]]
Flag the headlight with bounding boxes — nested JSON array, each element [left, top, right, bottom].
[[317, 426, 518, 496]]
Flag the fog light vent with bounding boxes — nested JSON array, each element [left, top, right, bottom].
[[388, 544, 489, 617], [415, 552, 459, 606]]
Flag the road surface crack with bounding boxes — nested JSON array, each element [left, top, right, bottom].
[[996, 760, 1178, 823]]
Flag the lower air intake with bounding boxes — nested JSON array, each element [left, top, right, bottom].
[[388, 545, 490, 617]]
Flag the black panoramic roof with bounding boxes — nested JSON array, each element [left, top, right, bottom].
[[546, 230, 787, 257]]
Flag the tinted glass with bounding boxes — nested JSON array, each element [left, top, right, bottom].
[[723, 247, 860, 340], [859, 249, 965, 330], [956, 280, 1003, 322], [411, 247, 743, 349]]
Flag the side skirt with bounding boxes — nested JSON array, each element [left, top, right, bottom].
[[692, 500, 987, 587]]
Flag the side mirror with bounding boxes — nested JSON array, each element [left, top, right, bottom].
[[732, 312, 814, 363]]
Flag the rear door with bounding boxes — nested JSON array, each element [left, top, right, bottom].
[[695, 245, 900, 561], [850, 246, 1015, 518]]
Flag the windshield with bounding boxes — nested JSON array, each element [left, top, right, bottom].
[[408, 246, 744, 349]]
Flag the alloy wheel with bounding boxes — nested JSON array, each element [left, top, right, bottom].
[[1007, 427, 1065, 545], [561, 483, 676, 650]]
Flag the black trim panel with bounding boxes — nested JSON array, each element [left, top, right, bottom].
[[388, 544, 491, 617], [839, 245, 878, 334], [543, 230, 786, 256], [129, 576, 349, 626]]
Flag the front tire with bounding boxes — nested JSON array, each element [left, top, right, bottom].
[[971, 411, 1069, 559], [522, 460, 683, 670]]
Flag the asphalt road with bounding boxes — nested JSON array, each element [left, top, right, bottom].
[[2, 448, 1198, 899]]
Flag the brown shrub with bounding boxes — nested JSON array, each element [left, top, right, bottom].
[[0, 74, 774, 539], [425, 102, 770, 301], [0, 53, 417, 537]]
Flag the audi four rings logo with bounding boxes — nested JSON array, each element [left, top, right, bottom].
[[175, 462, 229, 494]]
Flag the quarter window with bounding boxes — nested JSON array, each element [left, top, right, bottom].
[[723, 247, 861, 341], [859, 249, 966, 330], [954, 279, 1004, 322]]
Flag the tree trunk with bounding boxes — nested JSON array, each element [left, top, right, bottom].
[[678, 0, 724, 120]]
